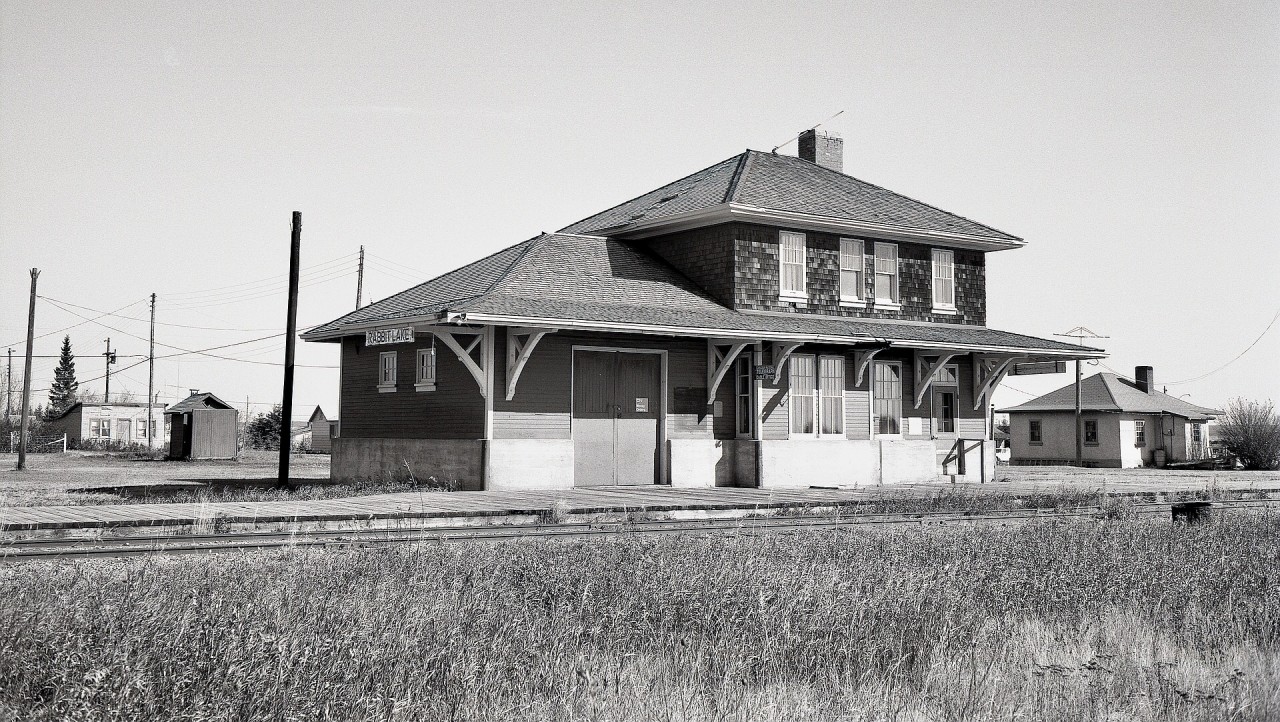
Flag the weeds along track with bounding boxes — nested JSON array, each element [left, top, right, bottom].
[[3, 499, 1277, 563]]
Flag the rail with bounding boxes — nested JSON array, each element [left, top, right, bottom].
[[3, 499, 1276, 564]]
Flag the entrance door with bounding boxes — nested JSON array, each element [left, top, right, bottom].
[[572, 350, 662, 486], [117, 419, 132, 442]]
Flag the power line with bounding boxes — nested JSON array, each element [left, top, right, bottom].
[[158, 265, 357, 309], [1165, 305, 1280, 385], [35, 297, 286, 333], [0, 298, 148, 350], [158, 251, 359, 299]]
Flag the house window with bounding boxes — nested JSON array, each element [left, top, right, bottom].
[[779, 231, 807, 300], [1191, 424, 1202, 444], [137, 420, 148, 439], [790, 354, 844, 437], [873, 360, 902, 435], [933, 364, 958, 434], [932, 249, 956, 311], [1084, 419, 1098, 445], [734, 356, 752, 437], [789, 354, 815, 435], [89, 419, 101, 438], [378, 351, 397, 392], [415, 347, 437, 391], [1135, 420, 1146, 446], [839, 238, 864, 303], [819, 356, 845, 436], [1029, 419, 1042, 445], [874, 243, 899, 306]]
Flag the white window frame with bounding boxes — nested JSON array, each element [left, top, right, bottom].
[[839, 238, 864, 304], [873, 242, 900, 309], [90, 418, 102, 438], [872, 360, 903, 437], [378, 351, 398, 392], [789, 354, 845, 438], [931, 248, 956, 313], [778, 231, 807, 301], [415, 347, 437, 392], [1135, 420, 1146, 447], [99, 418, 112, 439], [818, 355, 845, 436]]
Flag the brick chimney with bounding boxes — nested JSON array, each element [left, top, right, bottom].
[[798, 129, 843, 173], [1134, 366, 1155, 394]]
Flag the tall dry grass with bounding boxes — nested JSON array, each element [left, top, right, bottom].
[[1, 515, 1277, 721]]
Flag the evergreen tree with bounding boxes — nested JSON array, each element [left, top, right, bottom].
[[48, 335, 79, 415]]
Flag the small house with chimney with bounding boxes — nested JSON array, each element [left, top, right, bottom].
[[44, 401, 163, 446], [302, 131, 1103, 489], [998, 366, 1220, 468]]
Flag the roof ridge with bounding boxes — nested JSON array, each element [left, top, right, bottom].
[[557, 153, 744, 234], [722, 151, 750, 203], [747, 150, 1023, 243], [1098, 373, 1122, 407], [479, 233, 557, 298]]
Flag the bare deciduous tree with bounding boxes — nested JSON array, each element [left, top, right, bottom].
[[1219, 398, 1280, 471]]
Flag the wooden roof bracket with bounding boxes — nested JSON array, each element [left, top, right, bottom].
[[505, 327, 556, 401], [853, 346, 887, 387], [770, 341, 804, 384], [972, 354, 1022, 410], [434, 327, 490, 398], [707, 340, 751, 405], [913, 351, 958, 409]]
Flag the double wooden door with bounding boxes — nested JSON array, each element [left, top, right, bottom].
[[572, 350, 662, 486]]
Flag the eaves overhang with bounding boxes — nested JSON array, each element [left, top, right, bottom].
[[596, 202, 1027, 252]]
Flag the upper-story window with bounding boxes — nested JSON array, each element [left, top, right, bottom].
[[779, 231, 806, 300], [932, 249, 956, 312], [874, 242, 899, 307], [839, 238, 864, 303]]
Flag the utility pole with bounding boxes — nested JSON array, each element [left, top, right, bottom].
[[147, 293, 156, 449], [5, 348, 12, 421], [17, 269, 38, 470], [102, 338, 116, 404], [355, 244, 364, 310], [1054, 327, 1109, 468], [277, 211, 302, 490]]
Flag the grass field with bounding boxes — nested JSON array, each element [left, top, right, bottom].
[[1, 515, 1276, 721]]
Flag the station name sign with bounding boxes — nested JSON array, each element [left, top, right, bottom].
[[1009, 361, 1066, 376], [365, 327, 415, 346]]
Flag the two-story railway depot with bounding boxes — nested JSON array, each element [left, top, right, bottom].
[[302, 131, 1105, 490]]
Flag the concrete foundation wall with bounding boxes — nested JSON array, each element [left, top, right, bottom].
[[332, 437, 484, 490], [488, 439, 574, 490], [759, 440, 879, 488], [668, 439, 757, 488], [879, 439, 940, 483]]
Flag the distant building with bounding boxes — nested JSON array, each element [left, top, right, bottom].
[[44, 402, 163, 446], [998, 366, 1219, 468], [305, 406, 336, 453], [164, 391, 239, 460]]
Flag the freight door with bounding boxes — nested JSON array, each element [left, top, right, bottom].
[[572, 350, 662, 486]]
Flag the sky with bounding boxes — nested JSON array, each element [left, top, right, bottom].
[[2, 0, 1277, 423]]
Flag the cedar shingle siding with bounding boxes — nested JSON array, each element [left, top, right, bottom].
[[643, 222, 986, 325]]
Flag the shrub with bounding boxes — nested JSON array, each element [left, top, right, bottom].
[[1219, 398, 1280, 470]]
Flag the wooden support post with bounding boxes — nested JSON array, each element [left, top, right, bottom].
[[1075, 358, 1083, 468], [276, 211, 301, 490], [16, 269, 38, 471]]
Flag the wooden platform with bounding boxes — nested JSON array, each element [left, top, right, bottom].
[[3, 473, 1279, 533]]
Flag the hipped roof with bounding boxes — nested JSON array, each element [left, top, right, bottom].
[[164, 392, 235, 415], [999, 373, 1220, 421]]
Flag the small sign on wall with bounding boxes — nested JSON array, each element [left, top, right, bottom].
[[753, 365, 776, 380], [635, 397, 648, 413], [365, 327, 415, 346]]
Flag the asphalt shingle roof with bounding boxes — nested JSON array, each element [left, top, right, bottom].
[[999, 373, 1220, 420], [559, 150, 1020, 242], [303, 233, 1093, 355], [165, 392, 235, 415]]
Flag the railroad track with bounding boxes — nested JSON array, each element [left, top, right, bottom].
[[2, 499, 1276, 563]]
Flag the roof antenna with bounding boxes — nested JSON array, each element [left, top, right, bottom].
[[771, 110, 845, 154], [1051, 326, 1109, 469]]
